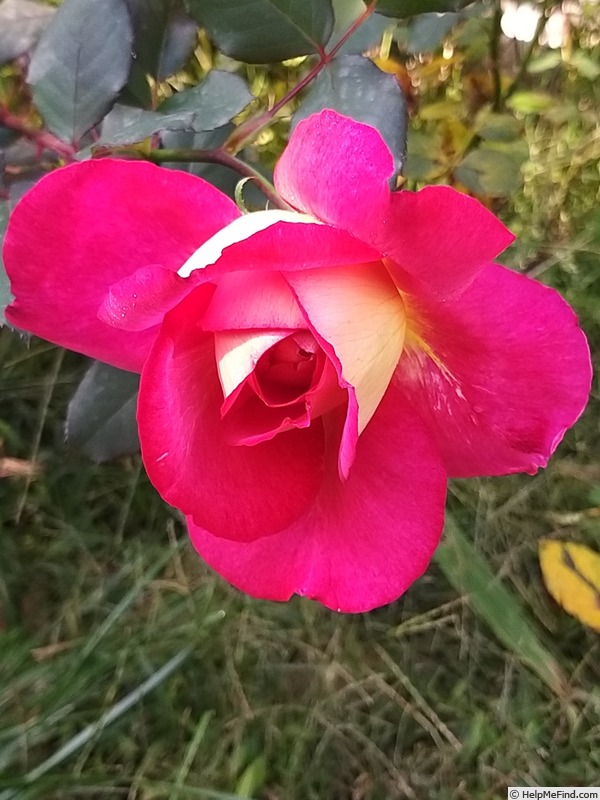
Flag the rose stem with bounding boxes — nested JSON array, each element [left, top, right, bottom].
[[224, 1, 378, 154]]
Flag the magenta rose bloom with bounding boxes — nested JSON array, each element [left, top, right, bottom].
[[3, 111, 591, 612]]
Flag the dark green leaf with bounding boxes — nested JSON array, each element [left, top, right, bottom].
[[66, 362, 140, 463], [0, 199, 13, 324], [376, 0, 471, 19], [328, 0, 390, 56], [28, 0, 133, 143], [120, 60, 155, 109], [99, 105, 208, 145], [404, 128, 443, 182], [292, 55, 407, 176], [475, 110, 521, 142], [406, 11, 458, 53], [98, 105, 174, 145], [185, 0, 334, 63], [99, 71, 252, 145], [160, 70, 253, 120], [454, 146, 526, 196], [0, 0, 55, 64], [0, 128, 20, 150], [126, 0, 198, 80]]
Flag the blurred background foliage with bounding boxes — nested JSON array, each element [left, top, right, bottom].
[[1, 0, 599, 798]]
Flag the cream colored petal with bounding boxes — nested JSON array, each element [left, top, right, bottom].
[[214, 330, 289, 400], [285, 263, 406, 434]]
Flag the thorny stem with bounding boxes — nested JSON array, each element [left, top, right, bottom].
[[225, 1, 378, 154], [146, 147, 292, 210], [0, 107, 75, 161]]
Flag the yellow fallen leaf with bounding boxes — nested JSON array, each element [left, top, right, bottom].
[[539, 540, 600, 633]]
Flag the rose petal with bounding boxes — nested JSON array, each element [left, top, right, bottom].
[[285, 262, 406, 476], [275, 109, 394, 236], [98, 264, 192, 331], [395, 263, 592, 477], [222, 338, 346, 447], [138, 288, 324, 541], [222, 389, 311, 446], [275, 110, 513, 299], [4, 159, 238, 371], [187, 384, 447, 613], [179, 209, 317, 277], [214, 329, 290, 400], [179, 213, 380, 280], [202, 271, 306, 331], [380, 186, 515, 298]]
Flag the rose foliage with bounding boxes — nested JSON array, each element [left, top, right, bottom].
[[3, 111, 591, 612]]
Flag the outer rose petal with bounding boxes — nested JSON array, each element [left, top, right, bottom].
[[275, 110, 394, 237], [275, 110, 514, 298], [4, 159, 239, 371], [178, 211, 380, 279], [395, 263, 592, 477], [187, 384, 447, 613], [98, 264, 191, 331], [138, 288, 325, 542], [379, 187, 514, 298]]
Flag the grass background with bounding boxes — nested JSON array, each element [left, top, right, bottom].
[[1, 5, 600, 799]]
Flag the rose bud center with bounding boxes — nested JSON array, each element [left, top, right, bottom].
[[217, 331, 345, 447], [253, 332, 320, 404]]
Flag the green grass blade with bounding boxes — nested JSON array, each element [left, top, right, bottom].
[[435, 514, 567, 695], [169, 710, 215, 800], [144, 784, 255, 800], [0, 646, 193, 800]]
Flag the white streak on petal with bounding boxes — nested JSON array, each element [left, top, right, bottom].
[[178, 209, 321, 278]]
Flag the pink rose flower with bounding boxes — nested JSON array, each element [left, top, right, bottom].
[[3, 111, 591, 612]]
